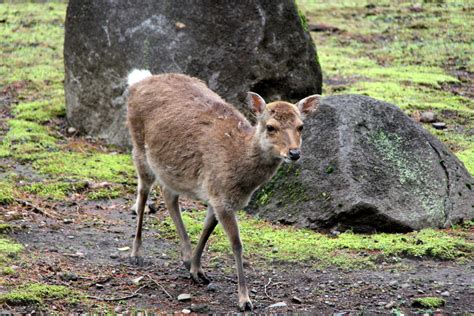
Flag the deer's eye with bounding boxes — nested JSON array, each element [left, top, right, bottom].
[[297, 125, 304, 132], [266, 125, 276, 133]]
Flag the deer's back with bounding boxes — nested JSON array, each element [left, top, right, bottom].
[[127, 73, 253, 200]]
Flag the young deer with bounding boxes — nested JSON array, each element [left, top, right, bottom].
[[126, 69, 319, 311]]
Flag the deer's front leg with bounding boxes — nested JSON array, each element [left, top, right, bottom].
[[217, 209, 252, 311]]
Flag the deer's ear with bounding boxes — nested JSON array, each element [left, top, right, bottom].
[[247, 92, 266, 114], [296, 94, 321, 118]]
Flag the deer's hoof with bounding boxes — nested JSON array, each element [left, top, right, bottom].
[[190, 270, 210, 284], [129, 255, 144, 266], [239, 300, 253, 312], [183, 259, 191, 271]]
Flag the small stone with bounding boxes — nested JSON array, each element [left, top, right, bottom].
[[177, 293, 192, 302], [272, 247, 279, 253], [292, 296, 303, 304], [389, 280, 398, 287], [324, 300, 334, 306], [67, 235, 75, 239], [207, 283, 217, 292], [441, 291, 450, 297], [401, 283, 410, 289], [95, 283, 104, 289], [190, 304, 210, 313], [417, 289, 425, 294], [67, 127, 77, 134], [60, 272, 78, 281], [110, 252, 119, 259], [175, 22, 186, 29], [131, 276, 144, 285], [63, 218, 73, 224], [75, 251, 85, 257], [117, 246, 130, 252], [420, 111, 437, 123], [432, 122, 447, 130], [378, 301, 387, 307], [181, 309, 191, 314], [114, 305, 123, 313], [385, 301, 396, 309], [268, 302, 287, 308]]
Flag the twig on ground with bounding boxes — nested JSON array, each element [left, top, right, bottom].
[[87, 284, 148, 302], [264, 278, 277, 301], [145, 274, 173, 299], [15, 198, 57, 218]]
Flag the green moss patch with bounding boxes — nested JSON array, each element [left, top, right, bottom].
[[32, 152, 134, 183], [0, 181, 15, 204], [412, 297, 446, 309], [12, 100, 65, 123], [0, 238, 23, 263], [0, 283, 78, 306], [154, 210, 473, 269], [22, 181, 87, 200]]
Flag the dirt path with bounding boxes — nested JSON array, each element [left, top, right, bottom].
[[3, 197, 473, 314]]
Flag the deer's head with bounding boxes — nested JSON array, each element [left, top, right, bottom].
[[247, 92, 320, 162]]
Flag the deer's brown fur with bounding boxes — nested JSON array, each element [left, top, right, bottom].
[[126, 72, 319, 311]]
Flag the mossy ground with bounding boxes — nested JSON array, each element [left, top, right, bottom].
[[0, 283, 80, 306], [298, 0, 474, 174], [154, 210, 473, 269]]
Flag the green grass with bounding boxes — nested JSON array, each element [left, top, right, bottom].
[[154, 210, 473, 269], [0, 283, 79, 306]]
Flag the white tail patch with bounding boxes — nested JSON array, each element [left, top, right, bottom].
[[127, 69, 152, 86]]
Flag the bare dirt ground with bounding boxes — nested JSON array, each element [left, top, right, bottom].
[[3, 196, 473, 314]]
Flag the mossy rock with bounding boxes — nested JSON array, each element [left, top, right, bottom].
[[249, 95, 474, 232]]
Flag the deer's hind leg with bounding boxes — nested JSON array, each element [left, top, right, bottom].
[[190, 206, 218, 284], [161, 187, 193, 269], [130, 149, 155, 266]]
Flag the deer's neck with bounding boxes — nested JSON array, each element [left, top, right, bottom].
[[237, 131, 282, 193]]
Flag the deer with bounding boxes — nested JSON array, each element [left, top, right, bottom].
[[126, 69, 320, 311]]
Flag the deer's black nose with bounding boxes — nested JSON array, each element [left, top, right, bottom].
[[288, 149, 301, 161]]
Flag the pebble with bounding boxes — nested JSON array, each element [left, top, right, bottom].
[[441, 291, 450, 297], [401, 283, 410, 289], [95, 283, 104, 289], [389, 280, 398, 287], [417, 289, 425, 294], [292, 296, 303, 304], [385, 301, 396, 309], [420, 111, 437, 123], [190, 304, 210, 313], [378, 301, 387, 307], [324, 301, 335, 306], [67, 127, 77, 134], [177, 293, 192, 302], [110, 252, 119, 259], [207, 283, 217, 292], [181, 309, 191, 314], [63, 218, 73, 224], [131, 276, 144, 285], [432, 122, 447, 130], [268, 302, 287, 308]]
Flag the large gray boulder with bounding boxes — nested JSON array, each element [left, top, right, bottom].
[[64, 1, 322, 147], [248, 95, 474, 232]]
